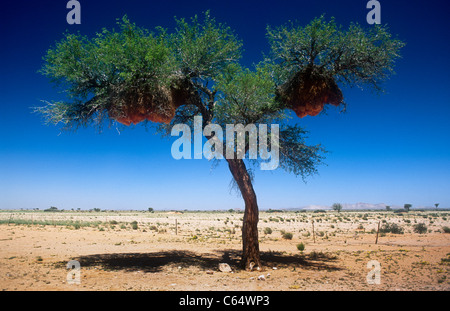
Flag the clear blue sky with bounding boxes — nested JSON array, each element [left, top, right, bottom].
[[1, 0, 449, 210]]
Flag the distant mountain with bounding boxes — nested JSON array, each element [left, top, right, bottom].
[[288, 202, 390, 210], [286, 202, 443, 211], [342, 202, 388, 210], [292, 202, 386, 210]]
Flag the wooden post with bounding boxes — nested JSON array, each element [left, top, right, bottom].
[[175, 219, 178, 235], [375, 221, 381, 244], [312, 220, 316, 243]]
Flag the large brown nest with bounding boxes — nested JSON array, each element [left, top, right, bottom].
[[278, 68, 344, 118], [109, 77, 198, 126]]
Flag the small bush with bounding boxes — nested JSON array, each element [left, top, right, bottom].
[[380, 223, 404, 234], [443, 226, 450, 234], [282, 232, 293, 240], [413, 223, 427, 234], [264, 227, 273, 235], [131, 221, 138, 230], [297, 242, 305, 252]]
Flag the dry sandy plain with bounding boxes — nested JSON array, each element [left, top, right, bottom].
[[0, 210, 449, 291]]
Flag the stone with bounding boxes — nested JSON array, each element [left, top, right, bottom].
[[218, 263, 232, 273]]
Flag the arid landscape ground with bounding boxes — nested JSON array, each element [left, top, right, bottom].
[[1, 209, 449, 291]]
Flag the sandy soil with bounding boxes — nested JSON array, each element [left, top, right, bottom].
[[0, 210, 449, 291]]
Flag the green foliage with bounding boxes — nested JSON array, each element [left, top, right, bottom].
[[267, 15, 405, 91], [278, 125, 326, 177], [170, 11, 242, 80], [37, 16, 176, 130], [44, 206, 59, 212], [281, 231, 293, 240], [264, 227, 273, 234], [332, 203, 343, 213], [413, 223, 427, 234], [380, 223, 404, 234], [297, 242, 305, 252], [215, 64, 283, 126]]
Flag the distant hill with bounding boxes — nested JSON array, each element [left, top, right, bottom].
[[284, 203, 446, 211]]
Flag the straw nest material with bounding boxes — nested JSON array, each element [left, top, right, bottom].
[[109, 77, 198, 126], [278, 67, 344, 118]]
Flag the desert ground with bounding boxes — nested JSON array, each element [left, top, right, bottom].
[[0, 209, 449, 291]]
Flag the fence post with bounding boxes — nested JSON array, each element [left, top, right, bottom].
[[375, 221, 381, 244], [312, 220, 316, 243]]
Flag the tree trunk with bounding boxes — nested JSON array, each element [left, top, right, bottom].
[[226, 158, 261, 271]]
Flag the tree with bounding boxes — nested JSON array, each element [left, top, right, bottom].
[[332, 203, 343, 213], [404, 204, 412, 212], [386, 205, 391, 211], [36, 13, 404, 270], [435, 203, 439, 210]]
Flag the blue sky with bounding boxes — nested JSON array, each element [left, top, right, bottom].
[[1, 0, 449, 210]]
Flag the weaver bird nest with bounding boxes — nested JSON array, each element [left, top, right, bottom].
[[278, 67, 344, 118], [108, 77, 198, 126]]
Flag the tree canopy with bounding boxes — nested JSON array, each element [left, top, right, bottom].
[[37, 12, 403, 177]]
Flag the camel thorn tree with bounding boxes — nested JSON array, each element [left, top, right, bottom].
[[36, 12, 404, 270]]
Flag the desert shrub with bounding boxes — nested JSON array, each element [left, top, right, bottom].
[[264, 227, 273, 234], [413, 223, 427, 234], [297, 242, 305, 252], [131, 221, 138, 230], [282, 232, 293, 240], [380, 223, 404, 234], [443, 226, 450, 233]]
